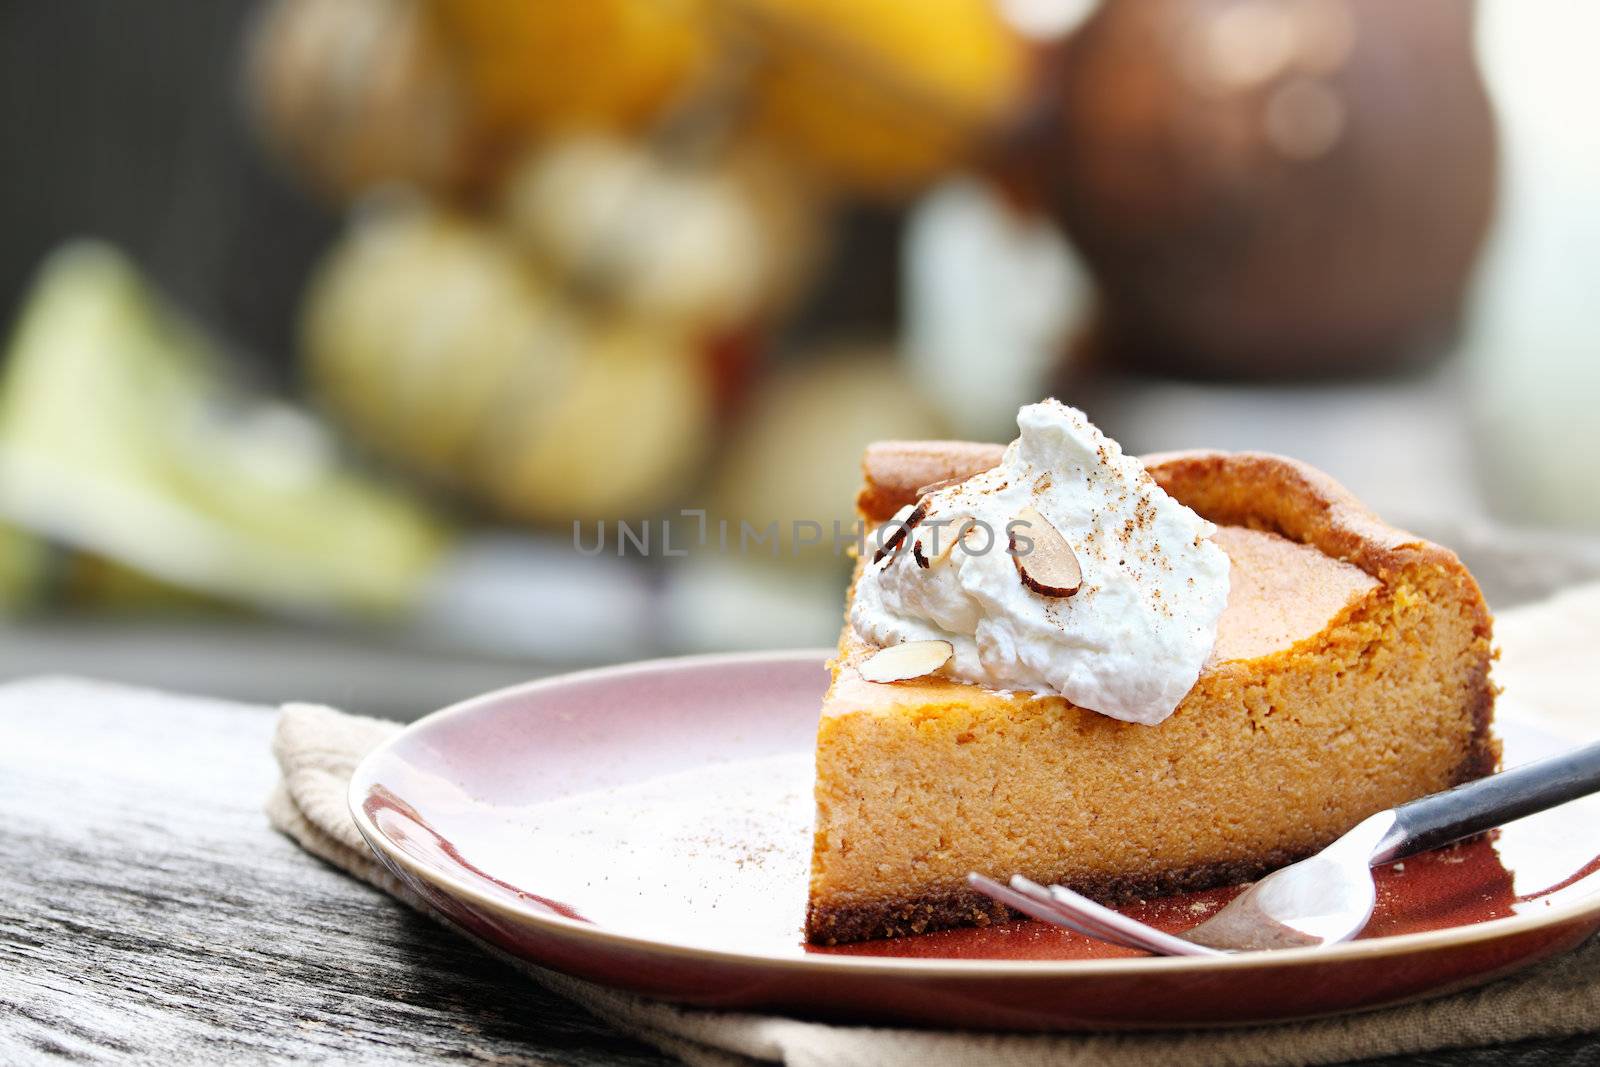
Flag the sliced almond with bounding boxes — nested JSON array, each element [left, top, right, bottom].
[[914, 515, 972, 570], [914, 476, 964, 498], [858, 639, 954, 683], [1009, 506, 1083, 597], [959, 519, 992, 554], [872, 500, 928, 563]]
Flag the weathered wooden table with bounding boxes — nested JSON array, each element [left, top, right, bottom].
[[1, 678, 671, 1064], [3, 677, 1596, 1065]]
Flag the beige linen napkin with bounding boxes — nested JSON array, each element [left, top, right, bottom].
[[268, 583, 1600, 1067]]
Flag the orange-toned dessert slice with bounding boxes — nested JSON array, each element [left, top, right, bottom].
[[805, 444, 1497, 945]]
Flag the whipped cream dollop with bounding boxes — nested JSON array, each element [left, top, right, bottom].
[[850, 400, 1230, 724]]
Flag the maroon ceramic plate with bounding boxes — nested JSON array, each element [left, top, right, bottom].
[[348, 651, 1600, 1030]]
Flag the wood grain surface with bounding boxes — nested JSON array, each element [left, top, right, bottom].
[[0, 677, 671, 1065]]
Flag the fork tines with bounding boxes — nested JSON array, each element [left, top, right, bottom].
[[966, 873, 1226, 957]]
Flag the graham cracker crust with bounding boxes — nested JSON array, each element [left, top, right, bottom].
[[805, 847, 1316, 946]]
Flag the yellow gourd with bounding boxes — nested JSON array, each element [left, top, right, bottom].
[[303, 201, 715, 524], [732, 0, 1029, 196], [428, 0, 710, 140], [247, 0, 480, 201]]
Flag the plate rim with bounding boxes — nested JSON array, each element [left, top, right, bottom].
[[349, 649, 1600, 979]]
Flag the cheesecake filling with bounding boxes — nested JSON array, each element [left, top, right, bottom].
[[850, 400, 1231, 724]]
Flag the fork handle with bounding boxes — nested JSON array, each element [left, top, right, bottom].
[[1372, 739, 1600, 864]]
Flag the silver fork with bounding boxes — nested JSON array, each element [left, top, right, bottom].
[[970, 740, 1600, 955]]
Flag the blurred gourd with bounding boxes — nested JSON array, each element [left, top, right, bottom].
[[709, 348, 948, 564], [0, 243, 446, 617], [0, 524, 50, 613], [1032, 0, 1496, 377], [247, 0, 1034, 205], [0, 519, 211, 616], [427, 0, 709, 142], [501, 134, 822, 333], [304, 201, 715, 524], [479, 319, 715, 524], [246, 0, 481, 201], [729, 0, 1030, 197]]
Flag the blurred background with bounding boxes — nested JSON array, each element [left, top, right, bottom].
[[0, 0, 1596, 718]]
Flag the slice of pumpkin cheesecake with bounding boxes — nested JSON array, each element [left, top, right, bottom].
[[805, 402, 1497, 945]]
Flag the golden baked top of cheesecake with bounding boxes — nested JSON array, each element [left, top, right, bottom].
[[834, 440, 1487, 724], [859, 440, 1467, 584], [830, 524, 1380, 714]]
